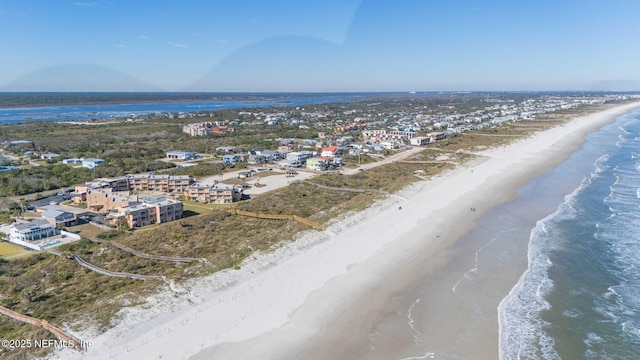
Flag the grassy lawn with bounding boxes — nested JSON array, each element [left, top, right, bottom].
[[0, 241, 32, 260], [67, 223, 107, 239]]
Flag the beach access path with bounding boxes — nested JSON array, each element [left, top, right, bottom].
[[50, 102, 640, 360]]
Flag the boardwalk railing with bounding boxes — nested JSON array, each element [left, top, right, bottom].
[[89, 239, 213, 266], [0, 305, 84, 353], [109, 241, 213, 266], [72, 255, 166, 282]]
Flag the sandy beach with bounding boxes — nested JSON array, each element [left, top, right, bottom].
[[51, 102, 640, 360]]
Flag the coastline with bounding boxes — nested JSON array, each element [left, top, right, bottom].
[[52, 102, 640, 360]]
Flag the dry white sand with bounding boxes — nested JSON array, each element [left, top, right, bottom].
[[50, 102, 640, 360]]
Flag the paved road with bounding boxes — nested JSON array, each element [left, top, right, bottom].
[[200, 168, 318, 195], [340, 147, 424, 175]]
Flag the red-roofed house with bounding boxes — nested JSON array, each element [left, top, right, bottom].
[[321, 146, 340, 158]]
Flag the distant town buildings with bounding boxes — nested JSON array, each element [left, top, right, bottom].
[[183, 122, 235, 136]]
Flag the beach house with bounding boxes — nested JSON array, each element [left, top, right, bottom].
[[41, 209, 76, 227], [222, 154, 242, 164], [82, 158, 105, 169], [320, 146, 340, 158], [306, 157, 329, 171], [62, 158, 83, 165], [166, 150, 198, 161], [9, 220, 60, 250], [410, 136, 430, 146]]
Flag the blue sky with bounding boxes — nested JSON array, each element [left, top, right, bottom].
[[1, 0, 639, 92]]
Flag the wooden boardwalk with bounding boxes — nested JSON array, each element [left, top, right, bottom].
[[72, 255, 166, 282], [0, 304, 85, 353]]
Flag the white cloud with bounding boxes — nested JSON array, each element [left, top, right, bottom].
[[167, 41, 188, 48], [138, 35, 151, 40]]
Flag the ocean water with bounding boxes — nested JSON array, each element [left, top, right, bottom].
[[499, 110, 640, 359]]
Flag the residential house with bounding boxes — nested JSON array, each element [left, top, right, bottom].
[[62, 158, 83, 165], [286, 151, 311, 163], [320, 146, 340, 158], [82, 158, 105, 169], [166, 150, 198, 161], [410, 136, 430, 146], [9, 219, 60, 249], [426, 132, 447, 142], [238, 171, 252, 179], [216, 146, 237, 153], [41, 209, 76, 227], [261, 150, 281, 162], [280, 151, 310, 167], [222, 154, 242, 164], [306, 157, 329, 171], [247, 154, 265, 165], [277, 145, 292, 155], [381, 140, 399, 150], [40, 152, 60, 160]]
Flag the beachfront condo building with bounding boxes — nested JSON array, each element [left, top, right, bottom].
[[184, 183, 242, 204], [126, 174, 194, 193], [85, 188, 138, 213], [112, 198, 183, 228]]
